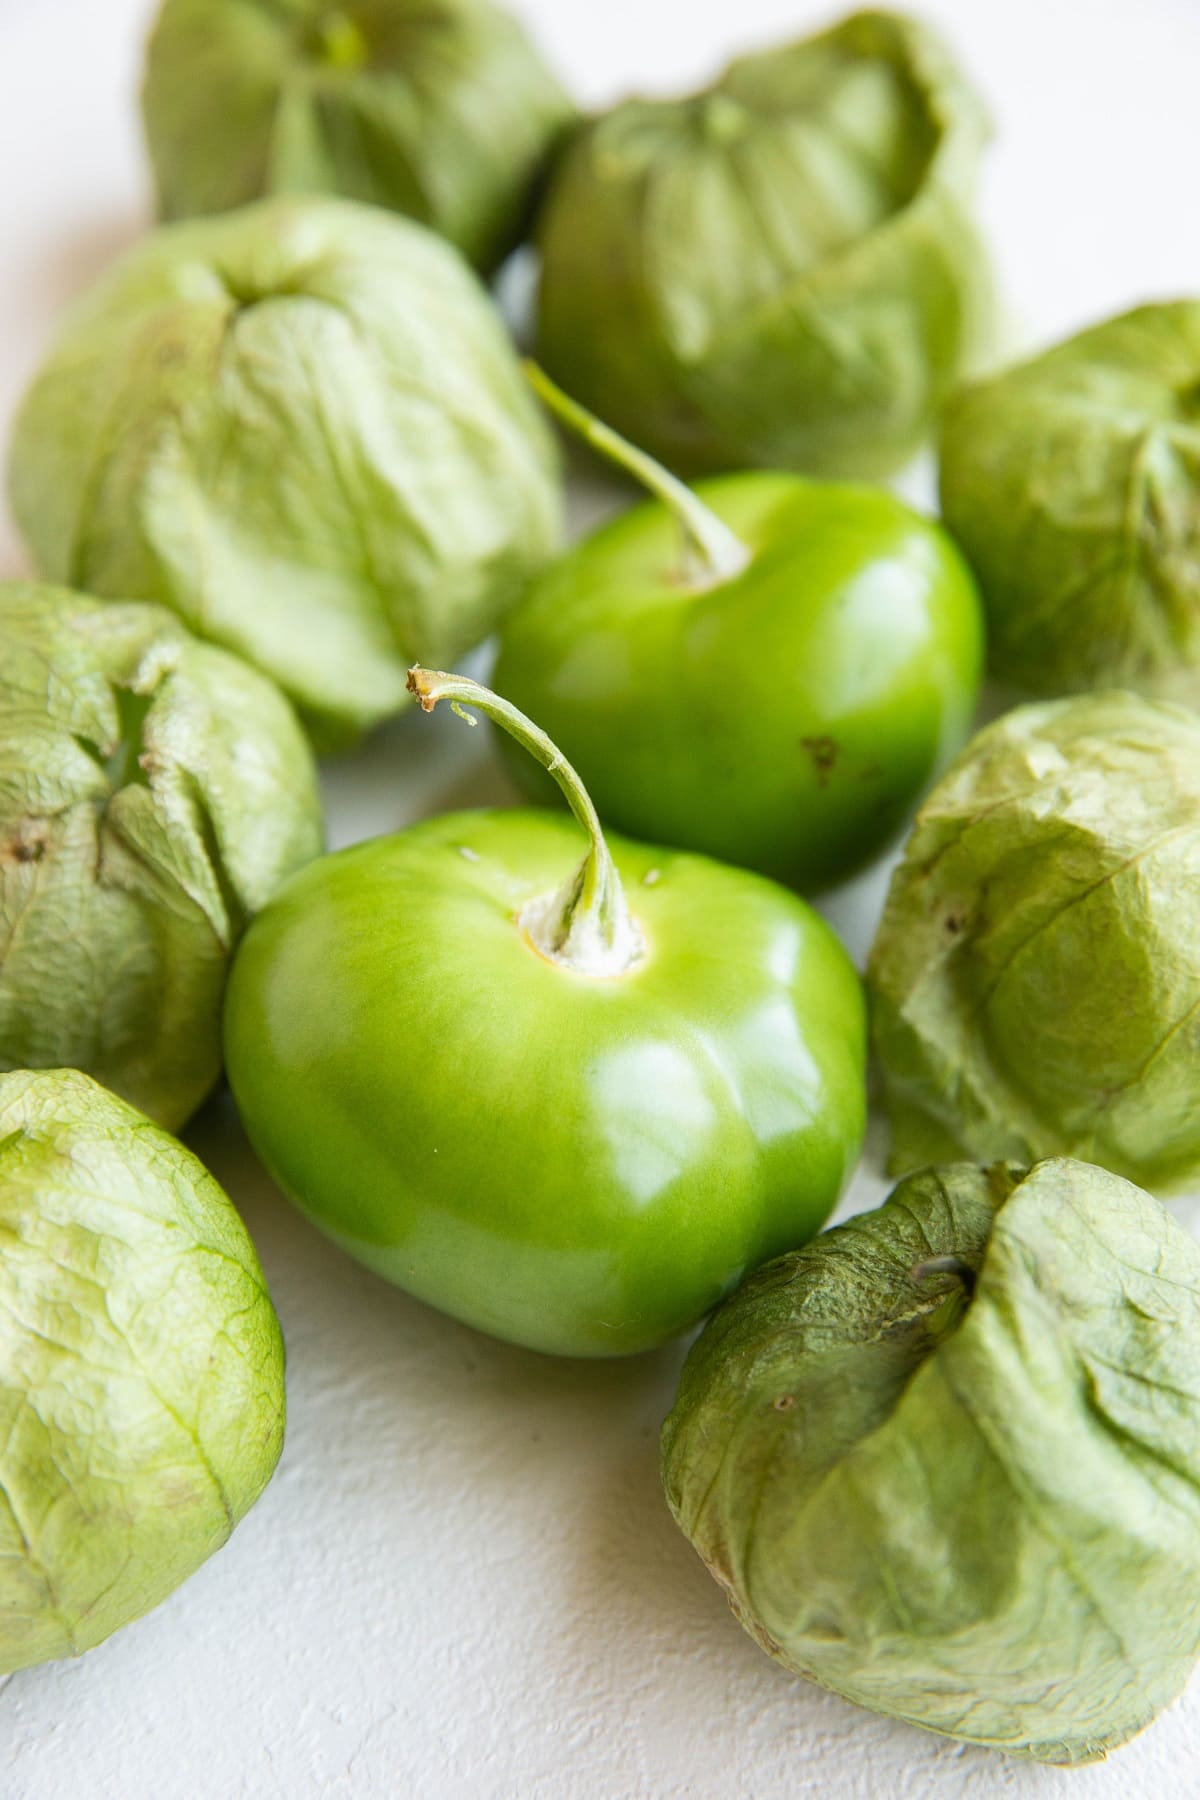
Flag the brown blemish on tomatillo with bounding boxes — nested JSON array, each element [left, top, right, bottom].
[[3, 823, 48, 865], [801, 736, 839, 786]]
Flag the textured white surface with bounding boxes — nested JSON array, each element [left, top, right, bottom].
[[3, 2, 1200, 1795]]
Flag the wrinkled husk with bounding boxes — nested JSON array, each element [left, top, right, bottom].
[[663, 1158, 1200, 1764], [8, 196, 563, 744], [0, 583, 322, 1127], [143, 0, 575, 273], [0, 1068, 285, 1673], [940, 302, 1200, 702], [536, 9, 992, 479], [868, 691, 1200, 1188]]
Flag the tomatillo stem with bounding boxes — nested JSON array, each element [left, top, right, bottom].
[[524, 362, 750, 589], [313, 10, 369, 70], [407, 667, 643, 977]]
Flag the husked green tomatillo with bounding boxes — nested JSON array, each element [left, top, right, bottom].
[[869, 690, 1200, 1187], [939, 301, 1200, 702], [0, 1068, 285, 1674], [495, 369, 983, 891], [536, 9, 992, 478], [142, 0, 574, 274], [663, 1158, 1200, 1764], [0, 582, 322, 1129], [224, 669, 866, 1357], [8, 196, 562, 745]]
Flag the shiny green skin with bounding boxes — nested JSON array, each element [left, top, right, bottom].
[[494, 474, 984, 891], [223, 808, 867, 1357]]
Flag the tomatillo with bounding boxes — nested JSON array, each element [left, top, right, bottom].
[[224, 671, 866, 1357], [494, 370, 984, 891]]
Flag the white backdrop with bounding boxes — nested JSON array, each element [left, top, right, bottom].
[[2, 3, 1200, 1797]]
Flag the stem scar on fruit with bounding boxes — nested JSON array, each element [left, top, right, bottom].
[[407, 665, 644, 978]]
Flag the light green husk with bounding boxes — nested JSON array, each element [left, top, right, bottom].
[[0, 1068, 285, 1674], [939, 301, 1200, 702], [8, 196, 563, 744], [0, 583, 322, 1127], [536, 8, 992, 479], [868, 690, 1200, 1189], [142, 0, 575, 274], [663, 1158, 1200, 1764]]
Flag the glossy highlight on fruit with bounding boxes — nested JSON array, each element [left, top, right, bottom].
[[224, 670, 866, 1356]]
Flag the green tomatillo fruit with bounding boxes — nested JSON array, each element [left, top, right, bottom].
[[224, 670, 866, 1356], [0, 582, 322, 1130], [0, 1068, 285, 1675], [142, 0, 574, 275], [662, 1157, 1200, 1764], [7, 196, 562, 746], [535, 8, 992, 479], [493, 369, 984, 891]]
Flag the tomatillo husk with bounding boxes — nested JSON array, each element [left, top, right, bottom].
[[536, 8, 992, 479], [8, 197, 562, 745], [0, 582, 322, 1128], [663, 1157, 1200, 1764], [0, 1068, 285, 1674], [939, 301, 1200, 703], [868, 690, 1200, 1188], [142, 0, 574, 274]]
